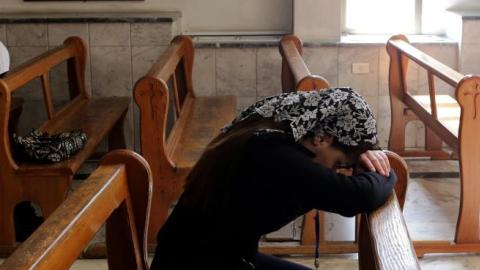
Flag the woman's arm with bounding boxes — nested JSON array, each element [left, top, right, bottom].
[[249, 136, 397, 217]]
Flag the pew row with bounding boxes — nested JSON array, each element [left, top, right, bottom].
[[134, 35, 236, 248], [0, 37, 130, 255], [0, 150, 152, 270], [387, 34, 480, 255]]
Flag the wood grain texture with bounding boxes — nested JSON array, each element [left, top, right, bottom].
[[134, 35, 236, 247], [359, 193, 420, 270], [0, 150, 151, 270], [0, 36, 129, 254]]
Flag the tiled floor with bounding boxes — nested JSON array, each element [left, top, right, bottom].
[[4, 159, 480, 269]]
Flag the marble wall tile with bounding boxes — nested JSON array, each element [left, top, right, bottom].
[[405, 121, 419, 148], [90, 46, 132, 97], [89, 23, 130, 46], [133, 105, 141, 153], [324, 212, 355, 241], [338, 46, 379, 97], [0, 25, 6, 45], [131, 46, 167, 84], [416, 44, 458, 96], [123, 104, 135, 149], [15, 99, 49, 135], [303, 46, 339, 87], [460, 43, 480, 75], [131, 23, 172, 46], [49, 62, 74, 102], [256, 47, 282, 97], [462, 20, 480, 44], [6, 24, 48, 47], [48, 23, 89, 46], [8, 46, 49, 99], [265, 221, 295, 240], [216, 48, 256, 97], [378, 47, 419, 96], [363, 95, 378, 117], [172, 19, 182, 36], [193, 48, 216, 96]]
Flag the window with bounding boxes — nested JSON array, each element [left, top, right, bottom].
[[343, 0, 451, 35], [343, 0, 421, 34]]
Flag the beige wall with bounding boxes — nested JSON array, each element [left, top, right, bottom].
[[294, 0, 341, 42], [0, 0, 293, 33]]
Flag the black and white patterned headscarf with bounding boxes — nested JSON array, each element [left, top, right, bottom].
[[222, 87, 377, 146]]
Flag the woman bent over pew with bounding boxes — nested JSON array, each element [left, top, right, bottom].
[[151, 87, 396, 270]]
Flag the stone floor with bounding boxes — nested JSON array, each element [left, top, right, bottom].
[[3, 158, 480, 269]]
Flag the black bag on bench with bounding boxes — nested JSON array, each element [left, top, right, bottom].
[[13, 129, 87, 163]]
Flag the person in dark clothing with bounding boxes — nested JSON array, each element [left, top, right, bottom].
[[151, 88, 396, 270]]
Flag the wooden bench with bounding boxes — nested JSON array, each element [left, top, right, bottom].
[[0, 150, 151, 270], [134, 35, 237, 248], [259, 35, 412, 259], [387, 34, 480, 255], [0, 37, 130, 255]]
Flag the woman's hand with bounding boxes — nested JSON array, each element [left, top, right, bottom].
[[358, 150, 390, 177]]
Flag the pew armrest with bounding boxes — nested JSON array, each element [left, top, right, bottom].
[[359, 192, 420, 270]]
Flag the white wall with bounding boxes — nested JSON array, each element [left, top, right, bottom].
[[0, 0, 293, 33], [445, 0, 480, 10]]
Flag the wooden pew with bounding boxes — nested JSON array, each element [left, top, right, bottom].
[[0, 37, 130, 255], [0, 150, 151, 270], [387, 34, 480, 255], [260, 35, 412, 260], [134, 35, 236, 248], [279, 35, 329, 92]]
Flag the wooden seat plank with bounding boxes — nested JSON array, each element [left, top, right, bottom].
[[411, 94, 460, 137], [17, 97, 130, 176], [170, 95, 236, 168]]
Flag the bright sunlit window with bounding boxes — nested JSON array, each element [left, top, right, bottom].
[[344, 0, 420, 34]]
